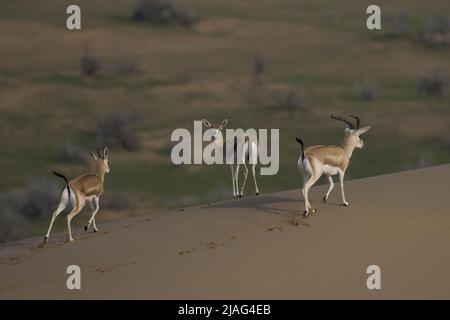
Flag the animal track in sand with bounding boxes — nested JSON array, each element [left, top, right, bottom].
[[267, 226, 283, 232], [92, 260, 137, 274], [0, 253, 32, 266], [178, 236, 237, 256], [178, 248, 197, 255]]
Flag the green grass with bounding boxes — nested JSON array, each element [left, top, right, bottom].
[[0, 0, 449, 241]]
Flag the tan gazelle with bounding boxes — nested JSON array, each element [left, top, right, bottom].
[[40, 147, 110, 246], [296, 115, 371, 219]]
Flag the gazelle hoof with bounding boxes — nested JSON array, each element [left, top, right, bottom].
[[303, 210, 309, 218], [322, 196, 327, 203], [39, 236, 48, 248], [84, 225, 89, 232], [256, 192, 259, 196], [343, 202, 349, 207], [239, 194, 242, 198], [93, 228, 98, 233]]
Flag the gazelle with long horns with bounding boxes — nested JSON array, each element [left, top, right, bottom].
[[40, 147, 110, 247], [296, 115, 371, 218], [202, 119, 260, 198]]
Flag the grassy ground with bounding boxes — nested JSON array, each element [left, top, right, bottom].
[[0, 0, 449, 240]]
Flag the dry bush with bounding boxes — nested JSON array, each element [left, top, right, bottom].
[[353, 81, 379, 101], [279, 90, 307, 111], [382, 10, 411, 38], [2, 178, 60, 221], [419, 15, 450, 48], [100, 192, 132, 211], [417, 70, 447, 98], [54, 144, 89, 165], [117, 58, 141, 75], [251, 55, 266, 86], [81, 52, 100, 77], [132, 0, 198, 27], [95, 111, 140, 151]]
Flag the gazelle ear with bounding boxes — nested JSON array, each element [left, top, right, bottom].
[[202, 119, 212, 128], [219, 118, 228, 129], [103, 147, 108, 159], [355, 126, 371, 136], [90, 151, 98, 161]]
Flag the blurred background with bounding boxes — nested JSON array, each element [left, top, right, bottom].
[[1, 0, 449, 243]]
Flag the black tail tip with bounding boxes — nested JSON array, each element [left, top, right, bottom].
[[295, 137, 303, 145]]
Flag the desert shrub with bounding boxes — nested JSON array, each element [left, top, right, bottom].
[[419, 15, 450, 48], [2, 178, 60, 221], [95, 111, 140, 151], [81, 52, 100, 77], [382, 10, 411, 38], [132, 0, 198, 27], [0, 206, 29, 243], [54, 144, 89, 165], [279, 90, 307, 110], [417, 70, 447, 98], [353, 81, 379, 101], [117, 58, 141, 75], [251, 55, 266, 86], [100, 192, 132, 211]]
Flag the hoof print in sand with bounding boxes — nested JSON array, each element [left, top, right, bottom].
[[267, 226, 283, 232]]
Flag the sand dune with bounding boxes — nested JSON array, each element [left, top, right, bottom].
[[1, 164, 450, 299]]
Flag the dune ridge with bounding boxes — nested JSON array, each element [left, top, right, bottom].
[[1, 164, 450, 299]]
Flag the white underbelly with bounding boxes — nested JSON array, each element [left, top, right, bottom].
[[322, 164, 339, 176]]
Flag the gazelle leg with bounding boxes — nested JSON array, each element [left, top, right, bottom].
[[40, 197, 68, 247], [235, 164, 240, 198], [85, 196, 100, 232], [67, 194, 85, 242], [251, 164, 260, 195], [323, 174, 334, 203], [303, 173, 321, 217], [230, 164, 237, 198], [338, 170, 349, 206], [240, 164, 249, 197]]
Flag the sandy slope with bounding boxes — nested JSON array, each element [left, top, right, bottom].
[[1, 164, 450, 299]]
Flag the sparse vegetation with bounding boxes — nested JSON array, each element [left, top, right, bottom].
[[279, 90, 307, 111], [251, 55, 266, 86], [419, 15, 450, 48], [132, 0, 198, 27], [353, 81, 379, 101], [1, 0, 450, 243], [417, 70, 447, 98], [81, 52, 100, 77], [117, 58, 141, 75], [101, 192, 132, 211], [381, 10, 411, 38], [95, 111, 141, 151], [54, 144, 89, 165]]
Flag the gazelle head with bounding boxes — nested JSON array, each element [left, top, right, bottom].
[[202, 119, 228, 142], [90, 147, 110, 174], [330, 114, 371, 149]]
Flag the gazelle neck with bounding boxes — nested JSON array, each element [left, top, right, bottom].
[[97, 165, 106, 183], [342, 137, 356, 159]]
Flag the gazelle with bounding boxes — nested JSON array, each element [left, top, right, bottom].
[[40, 147, 110, 247], [202, 119, 260, 198], [296, 114, 371, 218]]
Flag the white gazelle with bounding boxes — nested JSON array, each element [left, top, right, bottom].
[[202, 119, 260, 198], [296, 114, 371, 218]]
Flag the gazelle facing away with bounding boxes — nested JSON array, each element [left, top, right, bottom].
[[296, 115, 371, 218], [202, 119, 260, 198], [40, 147, 110, 247]]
